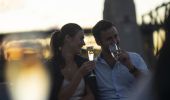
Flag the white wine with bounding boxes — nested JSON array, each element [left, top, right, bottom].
[[86, 46, 95, 77], [87, 46, 94, 61], [88, 52, 94, 61]]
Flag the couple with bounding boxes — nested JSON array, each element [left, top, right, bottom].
[[47, 20, 148, 100]]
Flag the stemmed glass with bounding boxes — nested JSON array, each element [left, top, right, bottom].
[[87, 46, 95, 77], [4, 41, 50, 100], [109, 43, 120, 61]]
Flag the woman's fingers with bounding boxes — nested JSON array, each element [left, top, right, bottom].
[[80, 61, 95, 76]]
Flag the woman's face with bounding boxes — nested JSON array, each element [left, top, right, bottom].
[[70, 30, 85, 54]]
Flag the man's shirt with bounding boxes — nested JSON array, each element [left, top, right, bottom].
[[94, 52, 148, 100]]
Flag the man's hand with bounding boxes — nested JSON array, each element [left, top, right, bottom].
[[118, 50, 134, 70], [118, 50, 140, 77]]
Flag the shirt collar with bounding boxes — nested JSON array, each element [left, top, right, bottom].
[[95, 53, 119, 68], [95, 53, 108, 64]]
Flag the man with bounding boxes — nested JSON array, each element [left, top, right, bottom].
[[92, 20, 149, 100]]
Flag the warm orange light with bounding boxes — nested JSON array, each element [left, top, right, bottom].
[[5, 50, 50, 100], [5, 47, 23, 61]]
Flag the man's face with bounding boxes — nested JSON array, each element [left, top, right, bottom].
[[98, 26, 120, 52]]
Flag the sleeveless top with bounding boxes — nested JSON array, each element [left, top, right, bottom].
[[47, 55, 97, 100], [61, 79, 85, 100]]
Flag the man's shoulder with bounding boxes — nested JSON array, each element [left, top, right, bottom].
[[128, 52, 148, 71], [127, 52, 142, 59], [127, 51, 139, 55]]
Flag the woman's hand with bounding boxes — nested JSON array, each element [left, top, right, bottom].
[[78, 61, 95, 77], [58, 61, 95, 100]]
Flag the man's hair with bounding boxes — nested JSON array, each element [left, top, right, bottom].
[[92, 20, 115, 41]]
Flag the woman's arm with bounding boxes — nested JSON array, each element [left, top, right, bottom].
[[58, 61, 95, 100], [58, 71, 83, 100], [82, 84, 95, 100]]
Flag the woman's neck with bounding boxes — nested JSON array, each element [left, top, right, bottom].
[[61, 45, 75, 63]]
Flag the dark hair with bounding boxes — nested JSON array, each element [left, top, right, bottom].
[[50, 23, 83, 66], [92, 20, 115, 41]]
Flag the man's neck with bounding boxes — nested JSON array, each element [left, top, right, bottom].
[[101, 50, 117, 68]]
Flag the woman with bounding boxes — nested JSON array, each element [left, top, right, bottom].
[[48, 23, 96, 100]]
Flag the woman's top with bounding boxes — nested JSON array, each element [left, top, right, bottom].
[[62, 79, 85, 100]]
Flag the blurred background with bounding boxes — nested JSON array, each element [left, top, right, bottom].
[[0, 0, 170, 99]]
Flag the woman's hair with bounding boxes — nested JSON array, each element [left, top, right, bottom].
[[50, 23, 83, 66]]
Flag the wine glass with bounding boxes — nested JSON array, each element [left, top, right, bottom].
[[109, 43, 120, 61], [87, 46, 95, 77], [4, 41, 50, 100]]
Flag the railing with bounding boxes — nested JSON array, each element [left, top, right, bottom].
[[140, 2, 170, 67]]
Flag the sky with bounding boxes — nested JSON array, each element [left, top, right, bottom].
[[0, 0, 169, 33]]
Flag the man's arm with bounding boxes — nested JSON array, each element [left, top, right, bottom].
[[118, 50, 148, 78], [126, 63, 142, 78]]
